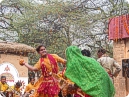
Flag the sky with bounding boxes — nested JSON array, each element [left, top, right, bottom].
[[0, 0, 3, 3], [126, 0, 129, 3]]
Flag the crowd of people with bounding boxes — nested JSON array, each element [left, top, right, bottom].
[[0, 76, 22, 97], [0, 45, 121, 97]]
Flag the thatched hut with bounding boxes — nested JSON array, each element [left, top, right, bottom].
[[0, 40, 35, 93], [0, 40, 35, 56]]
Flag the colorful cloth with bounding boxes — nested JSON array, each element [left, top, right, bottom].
[[33, 54, 65, 97], [59, 67, 91, 96], [65, 46, 115, 97], [108, 15, 129, 40]]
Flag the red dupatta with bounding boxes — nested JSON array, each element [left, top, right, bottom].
[[40, 54, 58, 74]]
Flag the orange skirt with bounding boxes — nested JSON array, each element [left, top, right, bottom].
[[33, 76, 59, 97], [33, 93, 58, 97]]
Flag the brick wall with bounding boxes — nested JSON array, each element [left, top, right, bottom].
[[113, 40, 126, 97]]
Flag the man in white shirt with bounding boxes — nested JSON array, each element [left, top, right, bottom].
[[97, 49, 121, 80]]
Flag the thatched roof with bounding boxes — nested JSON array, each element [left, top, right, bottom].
[[0, 40, 35, 55]]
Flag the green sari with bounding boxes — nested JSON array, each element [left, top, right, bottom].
[[65, 46, 115, 97]]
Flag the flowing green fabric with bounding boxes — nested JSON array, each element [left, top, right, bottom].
[[65, 46, 115, 97]]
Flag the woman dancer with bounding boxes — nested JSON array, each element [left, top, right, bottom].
[[65, 46, 115, 97], [19, 45, 66, 97]]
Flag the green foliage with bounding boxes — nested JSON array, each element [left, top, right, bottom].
[[0, 0, 128, 65]]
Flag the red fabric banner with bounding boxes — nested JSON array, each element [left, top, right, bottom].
[[108, 15, 129, 40]]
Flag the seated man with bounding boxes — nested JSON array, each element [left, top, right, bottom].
[[0, 76, 9, 96], [10, 82, 22, 96], [24, 77, 35, 96]]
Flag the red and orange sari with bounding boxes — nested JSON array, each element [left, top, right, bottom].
[[33, 54, 65, 97]]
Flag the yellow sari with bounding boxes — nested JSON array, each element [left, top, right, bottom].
[[33, 54, 65, 97]]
